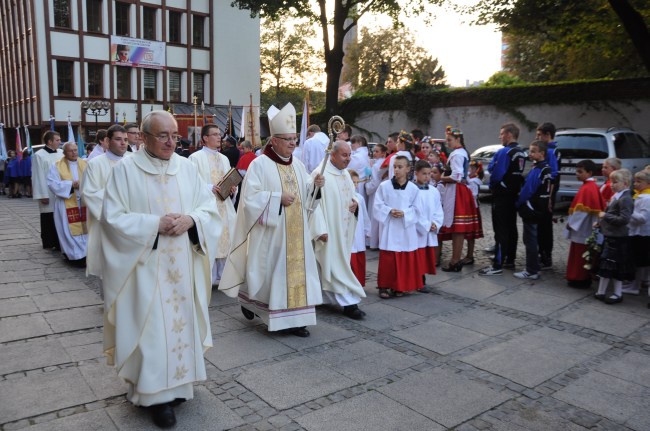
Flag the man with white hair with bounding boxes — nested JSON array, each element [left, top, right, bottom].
[[80, 124, 130, 278], [100, 111, 221, 428], [312, 141, 367, 319], [220, 103, 325, 338], [47, 142, 88, 266]]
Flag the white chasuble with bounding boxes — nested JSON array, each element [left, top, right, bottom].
[[220, 154, 323, 331], [312, 161, 366, 300]]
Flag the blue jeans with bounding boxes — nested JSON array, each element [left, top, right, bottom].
[[523, 221, 540, 274]]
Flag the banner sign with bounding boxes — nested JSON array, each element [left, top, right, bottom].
[[110, 36, 166, 70]]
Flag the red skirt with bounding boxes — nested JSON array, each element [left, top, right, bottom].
[[417, 246, 437, 275], [378, 250, 423, 292], [438, 183, 483, 241], [350, 251, 366, 287], [566, 242, 590, 282]]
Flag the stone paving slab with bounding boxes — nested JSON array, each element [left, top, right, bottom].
[[24, 279, 89, 294], [105, 386, 244, 430], [393, 319, 489, 355], [483, 404, 590, 431], [378, 366, 513, 428], [597, 351, 650, 388], [237, 356, 356, 410], [0, 283, 27, 299], [386, 293, 468, 317], [0, 367, 96, 424], [296, 391, 443, 431], [435, 276, 507, 301], [32, 290, 102, 312], [79, 361, 129, 399], [0, 339, 71, 375], [43, 305, 104, 333], [0, 314, 52, 343], [335, 347, 425, 384], [351, 302, 423, 331], [554, 303, 649, 337], [489, 288, 578, 316], [0, 297, 38, 318], [22, 410, 118, 431], [204, 328, 295, 371], [553, 371, 648, 430], [269, 320, 354, 350], [461, 327, 611, 388], [437, 307, 529, 336]]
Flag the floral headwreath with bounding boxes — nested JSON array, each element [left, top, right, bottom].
[[398, 130, 414, 145], [421, 135, 432, 144], [469, 159, 484, 175], [446, 125, 463, 137]]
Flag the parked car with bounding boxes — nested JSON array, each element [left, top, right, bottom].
[[554, 127, 650, 202]]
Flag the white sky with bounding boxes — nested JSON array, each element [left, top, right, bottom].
[[357, 5, 503, 87]]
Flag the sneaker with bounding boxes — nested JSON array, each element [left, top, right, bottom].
[[502, 262, 515, 269], [479, 266, 503, 276], [514, 271, 540, 280]]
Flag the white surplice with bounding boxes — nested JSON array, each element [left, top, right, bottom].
[[32, 147, 63, 213], [100, 150, 221, 406], [415, 186, 444, 248], [302, 132, 330, 173], [87, 144, 106, 161], [80, 151, 129, 277], [374, 180, 420, 252], [220, 153, 323, 331], [349, 146, 370, 199], [364, 157, 386, 249], [47, 161, 88, 260], [352, 192, 371, 253], [188, 147, 237, 284], [312, 161, 366, 306]]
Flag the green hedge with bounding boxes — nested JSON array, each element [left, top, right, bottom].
[[310, 77, 650, 128]]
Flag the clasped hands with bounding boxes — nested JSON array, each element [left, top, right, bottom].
[[159, 213, 194, 236], [390, 209, 405, 218]]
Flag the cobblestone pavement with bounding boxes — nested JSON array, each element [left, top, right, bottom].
[[1, 196, 649, 431]]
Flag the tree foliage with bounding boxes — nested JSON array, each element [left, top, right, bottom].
[[342, 27, 447, 92], [231, 0, 440, 115], [260, 17, 323, 96], [466, 0, 650, 82], [482, 71, 525, 87], [260, 87, 325, 114]]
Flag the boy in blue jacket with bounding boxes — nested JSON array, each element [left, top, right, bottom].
[[514, 140, 552, 280]]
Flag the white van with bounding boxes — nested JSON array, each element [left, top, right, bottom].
[[555, 127, 650, 202]]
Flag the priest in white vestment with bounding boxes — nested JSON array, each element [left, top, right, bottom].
[[312, 141, 367, 319], [87, 129, 109, 161], [80, 124, 130, 278], [302, 131, 330, 173], [47, 142, 88, 265], [32, 131, 63, 250], [100, 111, 221, 428], [220, 103, 325, 338], [189, 124, 237, 285]]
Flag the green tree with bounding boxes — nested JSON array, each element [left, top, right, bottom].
[[482, 71, 525, 86], [231, 0, 439, 116], [260, 87, 326, 114], [342, 27, 447, 92], [466, 0, 650, 81], [260, 17, 323, 97]]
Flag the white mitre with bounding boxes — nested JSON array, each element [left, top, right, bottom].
[[268, 103, 296, 135]]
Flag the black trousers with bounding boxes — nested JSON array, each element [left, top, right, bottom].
[[491, 193, 518, 267], [40, 212, 60, 250]]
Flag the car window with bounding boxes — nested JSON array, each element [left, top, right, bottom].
[[614, 133, 649, 158], [555, 134, 608, 159]]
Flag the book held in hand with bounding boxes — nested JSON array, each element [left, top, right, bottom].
[[216, 168, 243, 200]]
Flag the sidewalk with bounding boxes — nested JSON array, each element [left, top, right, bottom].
[[1, 197, 649, 431]]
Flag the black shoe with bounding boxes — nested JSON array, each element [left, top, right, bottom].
[[343, 304, 365, 320], [441, 262, 462, 272], [241, 306, 255, 320], [149, 403, 176, 428], [169, 398, 186, 407], [605, 295, 623, 305], [417, 286, 433, 293], [594, 293, 606, 301], [279, 326, 310, 337]]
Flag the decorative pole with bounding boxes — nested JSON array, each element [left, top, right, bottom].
[[308, 115, 345, 215], [193, 95, 198, 147], [249, 93, 255, 148]]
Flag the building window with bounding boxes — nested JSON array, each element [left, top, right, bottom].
[[116, 67, 131, 99], [87, 63, 103, 97], [115, 2, 130, 36], [144, 69, 157, 100], [54, 0, 71, 28], [143, 7, 156, 40], [169, 71, 181, 102], [57, 61, 73, 96], [86, 0, 102, 32], [192, 15, 205, 47], [193, 73, 204, 100], [169, 11, 181, 43]]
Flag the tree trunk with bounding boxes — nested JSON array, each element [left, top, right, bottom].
[[608, 0, 650, 72], [324, 48, 344, 116]]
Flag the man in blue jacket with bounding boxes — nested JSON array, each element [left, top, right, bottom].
[[535, 122, 561, 269], [480, 123, 526, 276]]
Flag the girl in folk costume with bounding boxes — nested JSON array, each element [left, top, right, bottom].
[[624, 170, 650, 298], [386, 130, 416, 182], [461, 160, 485, 266], [438, 126, 483, 272], [374, 155, 423, 298], [599, 157, 621, 203], [564, 160, 606, 287], [365, 143, 387, 249], [414, 160, 444, 290], [416, 136, 433, 161], [348, 170, 371, 286], [593, 169, 634, 304]]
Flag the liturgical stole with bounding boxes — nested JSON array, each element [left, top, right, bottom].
[[56, 158, 88, 236]]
